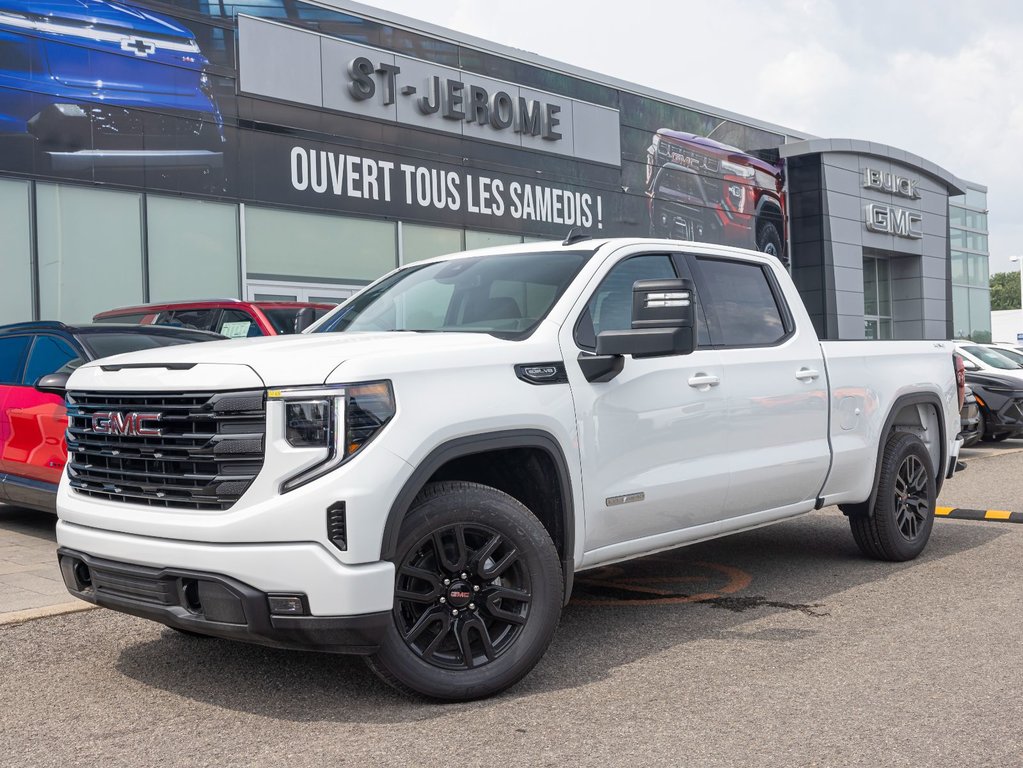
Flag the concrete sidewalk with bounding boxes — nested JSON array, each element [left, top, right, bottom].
[[0, 504, 93, 625]]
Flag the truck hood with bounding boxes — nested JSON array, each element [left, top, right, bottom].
[[73, 331, 515, 389], [655, 129, 781, 175]]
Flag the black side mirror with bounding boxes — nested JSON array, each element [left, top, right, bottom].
[[35, 372, 70, 397], [293, 306, 316, 333], [595, 278, 696, 359]]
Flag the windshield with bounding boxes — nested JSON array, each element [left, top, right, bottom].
[[961, 345, 1022, 370], [78, 330, 217, 359], [313, 251, 592, 337], [993, 346, 1023, 366], [263, 307, 332, 334]]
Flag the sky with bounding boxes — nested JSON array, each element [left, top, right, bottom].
[[344, 0, 1023, 276]]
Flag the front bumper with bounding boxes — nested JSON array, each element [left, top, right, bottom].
[[58, 547, 390, 654], [55, 520, 396, 616]]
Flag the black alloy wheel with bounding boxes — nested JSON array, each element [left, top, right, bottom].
[[393, 522, 531, 670], [892, 454, 929, 540], [850, 431, 936, 561], [367, 481, 563, 700]]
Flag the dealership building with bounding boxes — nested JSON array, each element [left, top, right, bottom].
[[0, 0, 991, 341]]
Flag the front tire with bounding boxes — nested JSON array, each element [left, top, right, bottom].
[[850, 432, 936, 562], [756, 219, 784, 259], [366, 481, 563, 700]]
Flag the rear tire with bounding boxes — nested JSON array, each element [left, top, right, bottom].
[[366, 481, 563, 700], [850, 432, 935, 562]]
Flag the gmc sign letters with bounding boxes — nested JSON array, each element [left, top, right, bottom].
[[347, 57, 562, 140], [862, 167, 923, 239], [865, 203, 923, 239]]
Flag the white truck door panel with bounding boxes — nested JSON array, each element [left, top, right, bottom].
[[566, 350, 728, 552], [687, 254, 830, 515], [716, 342, 830, 513], [560, 249, 731, 553]]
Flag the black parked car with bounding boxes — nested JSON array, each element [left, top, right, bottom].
[[965, 370, 1023, 443]]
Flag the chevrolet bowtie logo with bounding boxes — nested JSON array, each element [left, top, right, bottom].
[[121, 37, 157, 57]]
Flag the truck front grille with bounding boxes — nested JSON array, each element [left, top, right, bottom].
[[66, 390, 265, 511]]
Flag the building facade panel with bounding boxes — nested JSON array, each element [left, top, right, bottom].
[[0, 0, 978, 339]]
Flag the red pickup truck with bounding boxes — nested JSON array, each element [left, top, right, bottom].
[[645, 129, 787, 261], [93, 299, 335, 337]]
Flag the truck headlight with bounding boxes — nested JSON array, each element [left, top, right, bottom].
[[720, 159, 755, 179], [285, 400, 331, 447], [269, 382, 395, 491]]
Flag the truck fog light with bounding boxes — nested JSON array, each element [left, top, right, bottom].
[[268, 595, 307, 615]]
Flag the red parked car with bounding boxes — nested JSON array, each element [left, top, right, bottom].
[[93, 299, 335, 337], [0, 322, 221, 513]]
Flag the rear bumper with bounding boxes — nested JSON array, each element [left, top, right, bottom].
[[58, 548, 390, 654]]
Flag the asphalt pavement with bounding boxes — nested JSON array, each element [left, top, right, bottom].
[[0, 443, 1021, 766]]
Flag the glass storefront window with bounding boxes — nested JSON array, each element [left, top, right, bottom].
[[863, 256, 893, 339], [952, 285, 970, 339], [246, 207, 396, 283], [37, 184, 144, 323], [148, 196, 240, 302], [951, 251, 968, 284], [465, 230, 522, 250], [969, 287, 992, 342], [968, 254, 989, 288], [0, 178, 32, 325], [949, 205, 988, 231], [964, 187, 987, 209], [401, 223, 463, 264]]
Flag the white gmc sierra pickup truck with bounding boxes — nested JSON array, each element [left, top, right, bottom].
[[53, 236, 964, 700]]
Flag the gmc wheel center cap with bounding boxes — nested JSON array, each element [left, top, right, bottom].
[[446, 581, 473, 608]]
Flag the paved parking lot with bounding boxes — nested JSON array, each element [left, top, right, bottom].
[[1, 444, 1021, 766]]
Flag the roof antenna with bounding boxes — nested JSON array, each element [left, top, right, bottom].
[[562, 228, 591, 246]]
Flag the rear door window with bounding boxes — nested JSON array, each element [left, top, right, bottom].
[[691, 257, 790, 347], [0, 336, 32, 385], [217, 309, 263, 338], [22, 336, 83, 385]]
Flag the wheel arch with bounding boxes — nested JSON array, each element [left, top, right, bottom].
[[381, 429, 576, 603], [755, 196, 784, 232], [866, 393, 947, 512]]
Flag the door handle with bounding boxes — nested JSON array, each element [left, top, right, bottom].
[[687, 373, 720, 390], [795, 368, 821, 381]]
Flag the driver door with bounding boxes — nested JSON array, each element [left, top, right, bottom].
[[560, 247, 730, 561]]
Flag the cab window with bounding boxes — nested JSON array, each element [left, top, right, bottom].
[[22, 336, 83, 385], [0, 336, 31, 385], [156, 309, 217, 331], [574, 254, 677, 349]]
